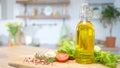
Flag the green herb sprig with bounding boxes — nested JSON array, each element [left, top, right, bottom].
[[34, 53, 56, 64]]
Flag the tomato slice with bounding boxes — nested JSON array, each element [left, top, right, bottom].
[[56, 53, 69, 62]]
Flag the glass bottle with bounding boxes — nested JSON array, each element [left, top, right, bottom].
[[75, 3, 94, 64], [33, 8, 38, 16]]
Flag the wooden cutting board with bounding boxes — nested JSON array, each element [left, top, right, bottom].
[[8, 56, 120, 68], [6, 46, 120, 68]]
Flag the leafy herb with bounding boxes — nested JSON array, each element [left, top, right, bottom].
[[94, 51, 120, 68], [117, 55, 120, 59], [46, 57, 56, 63], [57, 38, 75, 59]]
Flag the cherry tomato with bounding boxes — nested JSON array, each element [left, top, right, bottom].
[[56, 53, 69, 62]]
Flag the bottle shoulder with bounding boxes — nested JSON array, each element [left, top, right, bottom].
[[79, 21, 93, 25], [77, 21, 94, 29]]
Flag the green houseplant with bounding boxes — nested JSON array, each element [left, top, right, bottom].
[[101, 5, 120, 48]]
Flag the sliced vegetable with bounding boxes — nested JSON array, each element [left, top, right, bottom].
[[94, 46, 101, 52], [56, 52, 69, 62], [44, 50, 56, 58]]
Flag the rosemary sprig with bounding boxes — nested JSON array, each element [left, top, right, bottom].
[[34, 53, 56, 64]]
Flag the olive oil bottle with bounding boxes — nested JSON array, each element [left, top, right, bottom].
[[75, 3, 94, 64]]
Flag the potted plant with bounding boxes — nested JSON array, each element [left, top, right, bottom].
[[101, 5, 120, 48]]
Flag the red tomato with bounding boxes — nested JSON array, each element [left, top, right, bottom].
[[56, 53, 69, 62]]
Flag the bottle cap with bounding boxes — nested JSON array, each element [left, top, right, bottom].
[[80, 3, 92, 18]]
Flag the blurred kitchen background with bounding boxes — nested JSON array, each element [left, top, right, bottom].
[[0, 0, 120, 49]]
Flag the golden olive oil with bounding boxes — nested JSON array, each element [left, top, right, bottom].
[[75, 3, 94, 64]]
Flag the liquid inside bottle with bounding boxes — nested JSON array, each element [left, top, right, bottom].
[[75, 3, 94, 64]]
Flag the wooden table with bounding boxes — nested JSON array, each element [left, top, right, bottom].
[[0, 46, 52, 68], [0, 46, 120, 68]]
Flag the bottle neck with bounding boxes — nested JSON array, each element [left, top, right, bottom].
[[81, 17, 89, 24], [80, 3, 91, 24]]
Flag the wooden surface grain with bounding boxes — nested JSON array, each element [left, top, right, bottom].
[[0, 46, 120, 68], [8, 57, 109, 68], [0, 46, 51, 68]]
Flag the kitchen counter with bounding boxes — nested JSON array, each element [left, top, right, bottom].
[[0, 46, 120, 68]]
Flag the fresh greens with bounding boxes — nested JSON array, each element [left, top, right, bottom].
[[117, 55, 120, 59], [57, 39, 120, 68], [94, 46, 120, 68], [94, 51, 119, 68], [57, 38, 75, 59]]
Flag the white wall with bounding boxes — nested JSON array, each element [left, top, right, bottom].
[[1, 0, 120, 48], [1, 0, 15, 19], [0, 0, 1, 19]]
